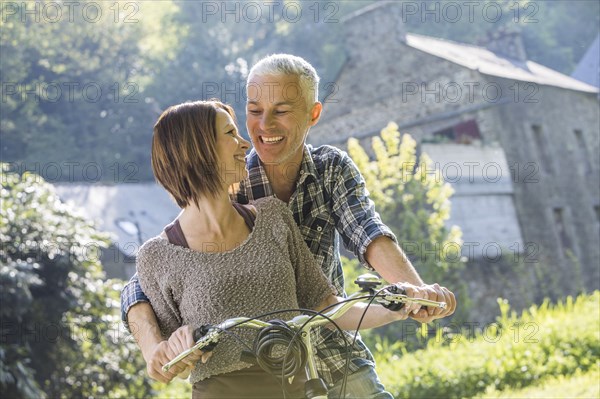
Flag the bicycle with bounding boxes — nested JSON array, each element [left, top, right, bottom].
[[163, 274, 447, 399]]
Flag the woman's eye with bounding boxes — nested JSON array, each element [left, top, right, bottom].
[[227, 130, 235, 135]]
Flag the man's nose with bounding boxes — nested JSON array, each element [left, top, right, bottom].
[[259, 113, 274, 131]]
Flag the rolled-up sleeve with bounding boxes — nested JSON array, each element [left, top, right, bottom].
[[329, 153, 397, 269], [120, 273, 150, 332]]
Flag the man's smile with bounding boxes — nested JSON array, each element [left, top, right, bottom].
[[260, 135, 284, 144]]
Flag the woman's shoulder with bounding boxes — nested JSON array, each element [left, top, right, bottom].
[[250, 197, 294, 226], [251, 196, 289, 214], [136, 235, 170, 264], [249, 197, 297, 237]]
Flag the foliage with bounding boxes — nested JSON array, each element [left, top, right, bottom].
[[0, 0, 173, 182], [344, 123, 467, 350], [0, 164, 151, 397], [2, 1, 597, 182], [347, 123, 465, 290], [373, 291, 600, 398], [152, 377, 192, 398]]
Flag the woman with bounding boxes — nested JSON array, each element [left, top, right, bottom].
[[136, 100, 403, 398]]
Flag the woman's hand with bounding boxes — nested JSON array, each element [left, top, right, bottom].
[[146, 325, 212, 383], [166, 326, 213, 373]]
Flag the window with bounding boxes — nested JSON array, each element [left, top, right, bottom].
[[432, 120, 481, 144], [553, 207, 572, 257], [433, 127, 455, 142], [574, 130, 591, 175], [532, 125, 554, 175]]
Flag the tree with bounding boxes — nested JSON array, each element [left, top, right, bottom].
[[343, 123, 467, 346], [0, 0, 170, 182], [0, 164, 151, 398], [347, 122, 464, 284]]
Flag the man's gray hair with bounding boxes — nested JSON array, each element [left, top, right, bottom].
[[248, 54, 320, 107]]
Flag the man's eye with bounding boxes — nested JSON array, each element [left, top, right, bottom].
[[248, 110, 261, 115], [275, 110, 289, 114]]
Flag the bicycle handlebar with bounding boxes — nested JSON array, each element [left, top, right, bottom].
[[162, 274, 446, 373]]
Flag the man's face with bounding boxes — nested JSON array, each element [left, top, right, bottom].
[[246, 74, 321, 166]]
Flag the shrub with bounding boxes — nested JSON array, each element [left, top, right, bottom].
[[374, 292, 600, 398]]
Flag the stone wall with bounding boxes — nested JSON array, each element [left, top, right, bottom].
[[309, 2, 600, 320], [492, 83, 600, 294]]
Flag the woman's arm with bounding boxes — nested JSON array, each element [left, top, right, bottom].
[[135, 242, 196, 381]]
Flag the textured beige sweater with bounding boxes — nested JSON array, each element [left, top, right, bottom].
[[136, 197, 335, 383]]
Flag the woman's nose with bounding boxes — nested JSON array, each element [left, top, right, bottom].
[[240, 136, 250, 150]]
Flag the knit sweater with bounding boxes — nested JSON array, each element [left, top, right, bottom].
[[136, 197, 336, 383]]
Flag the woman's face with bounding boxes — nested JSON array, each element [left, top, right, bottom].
[[214, 109, 250, 187]]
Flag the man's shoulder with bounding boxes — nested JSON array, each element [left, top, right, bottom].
[[308, 144, 345, 160], [307, 144, 351, 170]]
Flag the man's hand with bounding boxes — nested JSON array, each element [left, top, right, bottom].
[[397, 283, 456, 323], [363, 237, 456, 323]]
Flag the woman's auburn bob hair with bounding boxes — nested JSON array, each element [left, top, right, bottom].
[[151, 100, 236, 208]]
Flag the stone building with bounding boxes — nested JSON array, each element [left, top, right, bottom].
[[55, 183, 180, 279], [310, 2, 600, 304]]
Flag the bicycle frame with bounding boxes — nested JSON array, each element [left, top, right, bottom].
[[163, 274, 446, 398]]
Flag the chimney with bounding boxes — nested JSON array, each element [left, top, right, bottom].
[[485, 26, 528, 62], [342, 2, 406, 64]]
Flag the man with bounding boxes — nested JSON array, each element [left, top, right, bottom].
[[122, 54, 456, 397]]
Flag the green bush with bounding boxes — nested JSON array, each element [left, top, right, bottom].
[[374, 292, 600, 398], [0, 165, 152, 398]]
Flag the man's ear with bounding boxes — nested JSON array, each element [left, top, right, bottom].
[[308, 102, 323, 127]]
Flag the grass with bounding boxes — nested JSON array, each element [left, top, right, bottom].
[[376, 292, 600, 399], [479, 362, 600, 398]]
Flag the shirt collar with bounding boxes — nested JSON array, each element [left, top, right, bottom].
[[245, 144, 318, 195]]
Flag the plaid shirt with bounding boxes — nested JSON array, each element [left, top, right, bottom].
[[121, 144, 397, 385]]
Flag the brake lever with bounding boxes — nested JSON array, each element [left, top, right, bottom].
[[379, 285, 447, 310], [162, 327, 219, 373]]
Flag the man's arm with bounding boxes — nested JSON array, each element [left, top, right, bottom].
[[364, 236, 423, 285], [328, 151, 455, 322], [129, 303, 208, 382], [364, 236, 456, 322]]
